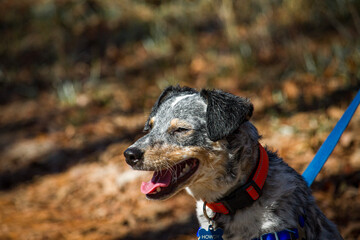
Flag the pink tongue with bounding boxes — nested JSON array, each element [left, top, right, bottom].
[[141, 170, 172, 194]]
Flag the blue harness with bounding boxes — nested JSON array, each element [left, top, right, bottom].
[[252, 216, 306, 240]]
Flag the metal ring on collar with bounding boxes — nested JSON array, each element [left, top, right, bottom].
[[203, 201, 217, 222]]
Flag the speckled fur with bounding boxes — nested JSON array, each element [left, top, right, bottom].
[[125, 86, 343, 240]]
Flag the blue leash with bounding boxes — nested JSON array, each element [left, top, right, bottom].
[[302, 90, 360, 186]]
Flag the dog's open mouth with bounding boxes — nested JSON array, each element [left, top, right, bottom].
[[141, 158, 199, 199]]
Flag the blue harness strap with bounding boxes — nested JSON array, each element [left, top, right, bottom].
[[252, 216, 306, 240], [302, 90, 360, 186], [252, 228, 298, 240]]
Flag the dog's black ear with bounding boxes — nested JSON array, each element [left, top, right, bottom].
[[200, 89, 253, 141], [144, 85, 198, 131]]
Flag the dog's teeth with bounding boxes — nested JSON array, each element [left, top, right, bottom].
[[178, 164, 190, 178]]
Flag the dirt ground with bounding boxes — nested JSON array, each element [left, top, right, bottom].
[[1, 0, 360, 239]]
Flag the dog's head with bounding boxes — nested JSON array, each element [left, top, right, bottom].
[[124, 86, 258, 201]]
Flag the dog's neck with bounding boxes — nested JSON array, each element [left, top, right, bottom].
[[205, 144, 269, 214]]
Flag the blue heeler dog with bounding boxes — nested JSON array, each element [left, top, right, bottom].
[[124, 86, 343, 240]]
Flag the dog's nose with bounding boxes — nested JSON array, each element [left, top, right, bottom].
[[124, 147, 143, 167]]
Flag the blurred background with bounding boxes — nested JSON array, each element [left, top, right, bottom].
[[0, 0, 360, 239]]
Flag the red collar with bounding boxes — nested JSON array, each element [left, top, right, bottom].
[[206, 144, 269, 215]]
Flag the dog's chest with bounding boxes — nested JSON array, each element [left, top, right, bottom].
[[196, 201, 274, 240]]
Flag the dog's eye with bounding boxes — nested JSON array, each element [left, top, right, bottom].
[[174, 127, 190, 133]]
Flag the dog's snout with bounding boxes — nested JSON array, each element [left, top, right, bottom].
[[124, 147, 143, 166]]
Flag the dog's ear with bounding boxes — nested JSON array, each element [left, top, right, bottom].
[[144, 85, 197, 131], [200, 89, 253, 141]]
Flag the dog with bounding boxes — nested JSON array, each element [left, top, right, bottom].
[[124, 86, 343, 240]]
